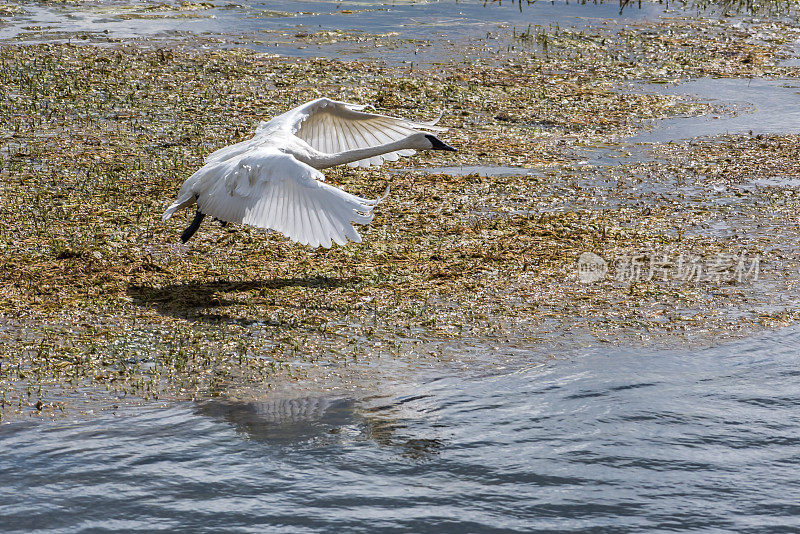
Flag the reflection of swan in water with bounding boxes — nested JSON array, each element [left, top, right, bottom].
[[195, 396, 356, 444], [196, 391, 446, 458]]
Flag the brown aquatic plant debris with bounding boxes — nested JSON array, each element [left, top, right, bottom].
[[2, 12, 800, 420]]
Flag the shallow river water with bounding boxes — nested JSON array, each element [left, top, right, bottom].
[[2, 326, 799, 532], [0, 0, 667, 61]]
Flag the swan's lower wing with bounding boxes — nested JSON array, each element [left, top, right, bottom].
[[194, 150, 380, 248]]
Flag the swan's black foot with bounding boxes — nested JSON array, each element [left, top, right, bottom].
[[425, 134, 456, 151], [181, 210, 206, 243]]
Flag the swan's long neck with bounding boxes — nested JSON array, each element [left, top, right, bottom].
[[304, 137, 419, 169]]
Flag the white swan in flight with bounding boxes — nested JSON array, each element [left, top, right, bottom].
[[162, 98, 455, 248]]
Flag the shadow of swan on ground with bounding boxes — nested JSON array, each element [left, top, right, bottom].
[[127, 276, 358, 326]]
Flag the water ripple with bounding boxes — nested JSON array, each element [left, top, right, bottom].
[[3, 326, 800, 532]]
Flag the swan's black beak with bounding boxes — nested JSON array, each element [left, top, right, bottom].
[[425, 134, 456, 151]]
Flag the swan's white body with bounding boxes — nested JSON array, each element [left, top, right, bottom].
[[162, 98, 453, 248]]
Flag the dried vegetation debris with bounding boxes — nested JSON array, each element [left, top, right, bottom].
[[1, 13, 800, 419]]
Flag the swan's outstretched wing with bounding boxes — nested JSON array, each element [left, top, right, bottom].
[[168, 148, 382, 248], [282, 98, 446, 168]]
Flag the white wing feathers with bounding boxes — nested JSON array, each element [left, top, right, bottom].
[[202, 136, 263, 166], [290, 99, 446, 168], [176, 148, 381, 248], [164, 99, 447, 248]]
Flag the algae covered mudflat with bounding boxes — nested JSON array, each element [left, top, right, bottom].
[[2, 2, 800, 420]]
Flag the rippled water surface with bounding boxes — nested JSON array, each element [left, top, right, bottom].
[[2, 327, 799, 532]]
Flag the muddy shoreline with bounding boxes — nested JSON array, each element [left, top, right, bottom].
[[2, 2, 800, 421]]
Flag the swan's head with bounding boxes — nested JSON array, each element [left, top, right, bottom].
[[410, 133, 456, 152]]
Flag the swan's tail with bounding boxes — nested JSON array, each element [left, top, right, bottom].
[[162, 193, 196, 221]]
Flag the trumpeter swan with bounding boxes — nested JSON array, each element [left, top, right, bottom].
[[162, 98, 455, 248]]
